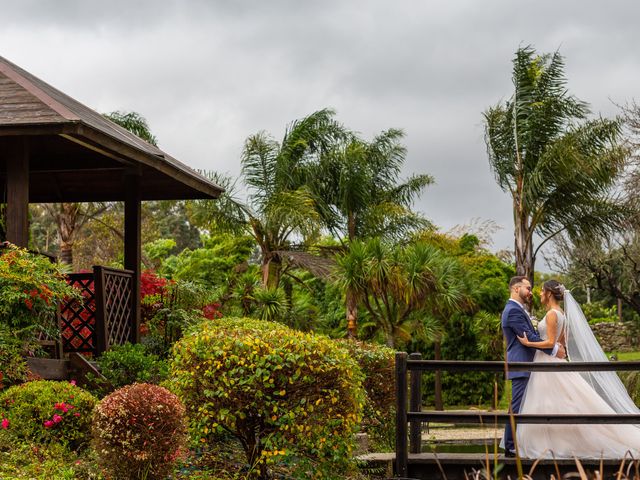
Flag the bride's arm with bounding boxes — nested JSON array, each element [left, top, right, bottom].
[[517, 311, 558, 348]]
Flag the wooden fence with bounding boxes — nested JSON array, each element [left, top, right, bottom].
[[394, 352, 640, 478], [59, 266, 135, 357]]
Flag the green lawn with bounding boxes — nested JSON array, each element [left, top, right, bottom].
[[608, 351, 640, 361]]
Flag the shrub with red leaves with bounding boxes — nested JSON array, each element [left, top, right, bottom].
[[92, 383, 187, 480], [140, 270, 168, 298]]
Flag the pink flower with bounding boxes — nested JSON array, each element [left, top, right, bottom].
[[52, 414, 63, 424], [43, 420, 54, 428], [54, 403, 69, 413], [69, 380, 77, 386], [1, 418, 8, 429], [73, 413, 81, 417]]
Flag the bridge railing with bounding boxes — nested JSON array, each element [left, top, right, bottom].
[[394, 352, 640, 477]]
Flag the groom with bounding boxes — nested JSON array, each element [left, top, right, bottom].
[[501, 276, 565, 456]]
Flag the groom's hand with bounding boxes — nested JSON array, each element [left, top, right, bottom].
[[556, 343, 566, 359]]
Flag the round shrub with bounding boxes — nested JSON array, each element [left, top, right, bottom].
[[171, 318, 366, 480], [0, 380, 97, 450], [92, 383, 187, 480], [337, 340, 396, 450]]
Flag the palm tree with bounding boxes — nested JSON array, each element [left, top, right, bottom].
[[189, 109, 346, 289], [484, 46, 629, 281], [335, 238, 464, 348], [309, 129, 433, 337]]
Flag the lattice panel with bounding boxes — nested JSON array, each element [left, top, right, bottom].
[[102, 271, 133, 347], [59, 273, 96, 356]]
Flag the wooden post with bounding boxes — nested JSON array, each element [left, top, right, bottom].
[[4, 137, 30, 247], [124, 173, 141, 344], [93, 266, 108, 355], [395, 352, 408, 478], [409, 352, 423, 454]]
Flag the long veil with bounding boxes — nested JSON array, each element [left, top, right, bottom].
[[564, 290, 640, 413]]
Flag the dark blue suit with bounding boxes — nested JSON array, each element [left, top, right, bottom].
[[501, 300, 554, 452]]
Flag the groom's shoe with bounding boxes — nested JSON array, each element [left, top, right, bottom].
[[504, 450, 517, 458]]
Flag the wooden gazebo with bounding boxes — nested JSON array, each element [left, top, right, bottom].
[[0, 55, 222, 356]]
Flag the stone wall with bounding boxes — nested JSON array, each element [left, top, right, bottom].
[[591, 321, 639, 353]]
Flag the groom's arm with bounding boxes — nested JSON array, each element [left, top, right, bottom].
[[507, 310, 555, 356]]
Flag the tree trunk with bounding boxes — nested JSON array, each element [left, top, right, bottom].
[[346, 289, 358, 338], [345, 211, 359, 338], [56, 203, 80, 266], [261, 253, 282, 290], [434, 341, 443, 411], [513, 202, 535, 283]]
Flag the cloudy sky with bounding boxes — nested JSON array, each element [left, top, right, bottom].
[[3, 1, 639, 257]]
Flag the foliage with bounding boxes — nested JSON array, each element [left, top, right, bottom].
[[160, 233, 255, 287], [0, 245, 80, 337], [335, 238, 466, 348], [170, 318, 365, 479], [580, 302, 618, 324], [0, 438, 103, 480], [96, 343, 169, 389], [0, 326, 30, 390], [252, 286, 289, 322], [308, 127, 433, 242], [0, 380, 97, 451], [337, 340, 396, 451], [92, 383, 187, 480], [104, 110, 158, 146], [484, 46, 630, 279], [421, 315, 505, 406], [139, 271, 221, 357], [189, 109, 346, 289], [557, 232, 640, 320]]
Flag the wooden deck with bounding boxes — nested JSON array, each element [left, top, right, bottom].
[[359, 452, 639, 480]]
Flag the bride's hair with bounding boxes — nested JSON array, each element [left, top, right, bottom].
[[543, 279, 564, 301]]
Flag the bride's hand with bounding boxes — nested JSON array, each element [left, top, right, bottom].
[[517, 332, 530, 346]]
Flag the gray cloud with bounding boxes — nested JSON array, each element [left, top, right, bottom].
[[3, 0, 639, 259]]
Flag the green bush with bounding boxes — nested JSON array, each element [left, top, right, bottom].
[[171, 318, 365, 480], [337, 340, 396, 451], [96, 342, 168, 389], [0, 380, 97, 450], [0, 327, 29, 389], [0, 245, 80, 336], [92, 383, 187, 480]]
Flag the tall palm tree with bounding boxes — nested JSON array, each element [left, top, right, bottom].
[[484, 46, 629, 281], [189, 109, 346, 289], [309, 129, 433, 337]]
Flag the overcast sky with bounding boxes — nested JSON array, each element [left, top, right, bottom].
[[3, 1, 639, 258]]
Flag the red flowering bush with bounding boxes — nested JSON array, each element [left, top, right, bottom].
[[92, 383, 187, 480], [0, 380, 97, 450], [0, 245, 80, 334]]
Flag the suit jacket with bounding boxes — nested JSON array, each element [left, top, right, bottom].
[[501, 300, 554, 379]]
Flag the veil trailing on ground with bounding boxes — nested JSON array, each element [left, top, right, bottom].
[[563, 290, 640, 413]]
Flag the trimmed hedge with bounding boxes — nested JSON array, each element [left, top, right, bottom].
[[171, 318, 365, 479]]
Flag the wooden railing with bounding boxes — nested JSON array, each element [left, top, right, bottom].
[[394, 352, 640, 478], [59, 266, 135, 356]]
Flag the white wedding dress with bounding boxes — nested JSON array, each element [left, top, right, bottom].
[[517, 308, 640, 458]]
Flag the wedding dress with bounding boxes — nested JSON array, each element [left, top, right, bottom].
[[517, 304, 640, 458]]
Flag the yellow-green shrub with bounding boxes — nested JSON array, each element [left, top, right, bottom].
[[171, 318, 365, 479], [337, 340, 396, 450]]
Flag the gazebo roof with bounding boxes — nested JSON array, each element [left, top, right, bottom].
[[0, 55, 223, 202]]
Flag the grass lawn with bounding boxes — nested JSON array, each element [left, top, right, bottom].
[[608, 351, 640, 361]]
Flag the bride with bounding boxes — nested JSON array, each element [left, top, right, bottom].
[[515, 279, 640, 458]]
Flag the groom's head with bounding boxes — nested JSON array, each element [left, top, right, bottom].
[[509, 276, 532, 304]]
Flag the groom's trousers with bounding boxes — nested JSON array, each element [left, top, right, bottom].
[[503, 377, 529, 452]]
